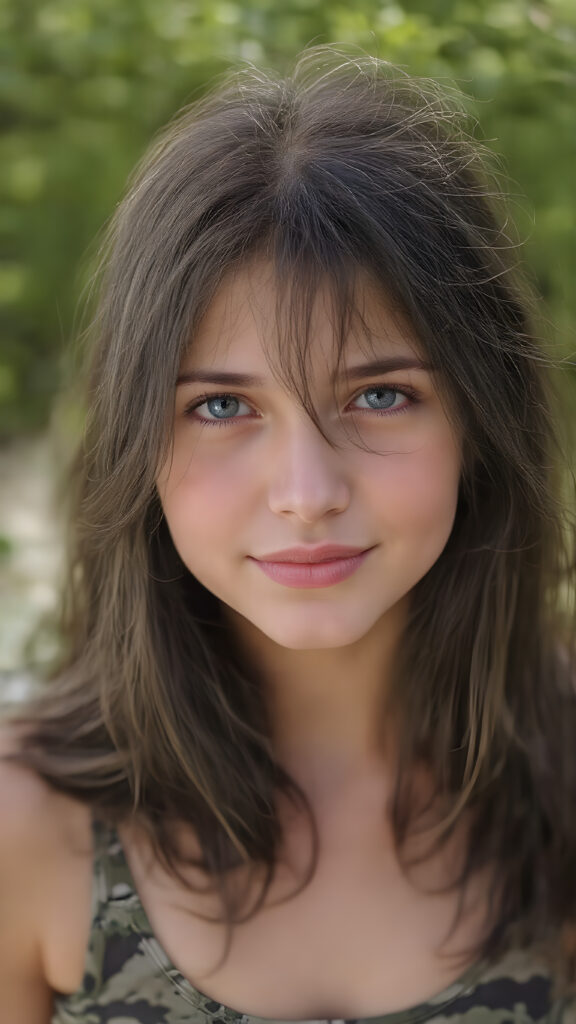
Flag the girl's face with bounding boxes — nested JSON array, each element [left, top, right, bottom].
[[157, 262, 462, 650]]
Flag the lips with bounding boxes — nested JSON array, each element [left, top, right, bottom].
[[250, 547, 373, 588], [253, 544, 371, 564]]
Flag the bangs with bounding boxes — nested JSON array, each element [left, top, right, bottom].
[[178, 244, 465, 458]]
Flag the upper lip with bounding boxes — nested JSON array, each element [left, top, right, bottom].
[[253, 544, 372, 563]]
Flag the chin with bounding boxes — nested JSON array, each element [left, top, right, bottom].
[[250, 612, 383, 651]]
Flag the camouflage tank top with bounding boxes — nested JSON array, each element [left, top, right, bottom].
[[51, 818, 573, 1024]]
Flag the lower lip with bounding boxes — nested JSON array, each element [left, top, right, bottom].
[[250, 550, 372, 588]]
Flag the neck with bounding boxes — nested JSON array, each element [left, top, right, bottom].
[[223, 599, 408, 802]]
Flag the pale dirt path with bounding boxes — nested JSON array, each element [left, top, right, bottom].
[[0, 434, 64, 699]]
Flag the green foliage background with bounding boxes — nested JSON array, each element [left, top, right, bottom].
[[0, 0, 574, 438]]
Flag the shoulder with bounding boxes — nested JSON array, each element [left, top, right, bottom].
[[0, 724, 94, 1015], [0, 723, 91, 858]]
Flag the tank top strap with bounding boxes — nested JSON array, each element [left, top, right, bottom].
[[90, 813, 152, 934]]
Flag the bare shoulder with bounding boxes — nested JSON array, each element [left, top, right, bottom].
[[0, 723, 91, 853], [0, 723, 93, 1022]]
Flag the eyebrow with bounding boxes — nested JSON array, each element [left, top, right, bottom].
[[176, 357, 433, 387]]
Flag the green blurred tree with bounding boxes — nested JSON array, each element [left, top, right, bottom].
[[0, 0, 574, 437]]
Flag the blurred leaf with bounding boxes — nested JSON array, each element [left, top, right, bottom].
[[0, 535, 13, 560], [0, 265, 28, 304]]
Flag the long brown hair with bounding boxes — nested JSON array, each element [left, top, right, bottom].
[[5, 46, 576, 988]]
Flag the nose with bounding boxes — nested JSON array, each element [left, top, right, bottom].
[[267, 416, 351, 523]]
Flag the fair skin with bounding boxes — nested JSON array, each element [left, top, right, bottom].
[[0, 262, 493, 1022], [158, 261, 462, 797]]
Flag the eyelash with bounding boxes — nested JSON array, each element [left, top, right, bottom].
[[183, 384, 421, 429]]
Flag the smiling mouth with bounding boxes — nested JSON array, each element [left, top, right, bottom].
[[249, 549, 372, 588]]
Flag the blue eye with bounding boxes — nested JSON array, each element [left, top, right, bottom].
[[186, 394, 253, 425], [353, 387, 402, 412], [204, 395, 243, 419]]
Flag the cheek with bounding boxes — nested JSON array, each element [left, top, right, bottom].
[[374, 440, 461, 531], [158, 450, 249, 554]]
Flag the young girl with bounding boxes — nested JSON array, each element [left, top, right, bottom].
[[1, 46, 575, 1024]]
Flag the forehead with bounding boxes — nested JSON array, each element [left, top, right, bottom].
[[182, 259, 423, 374]]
